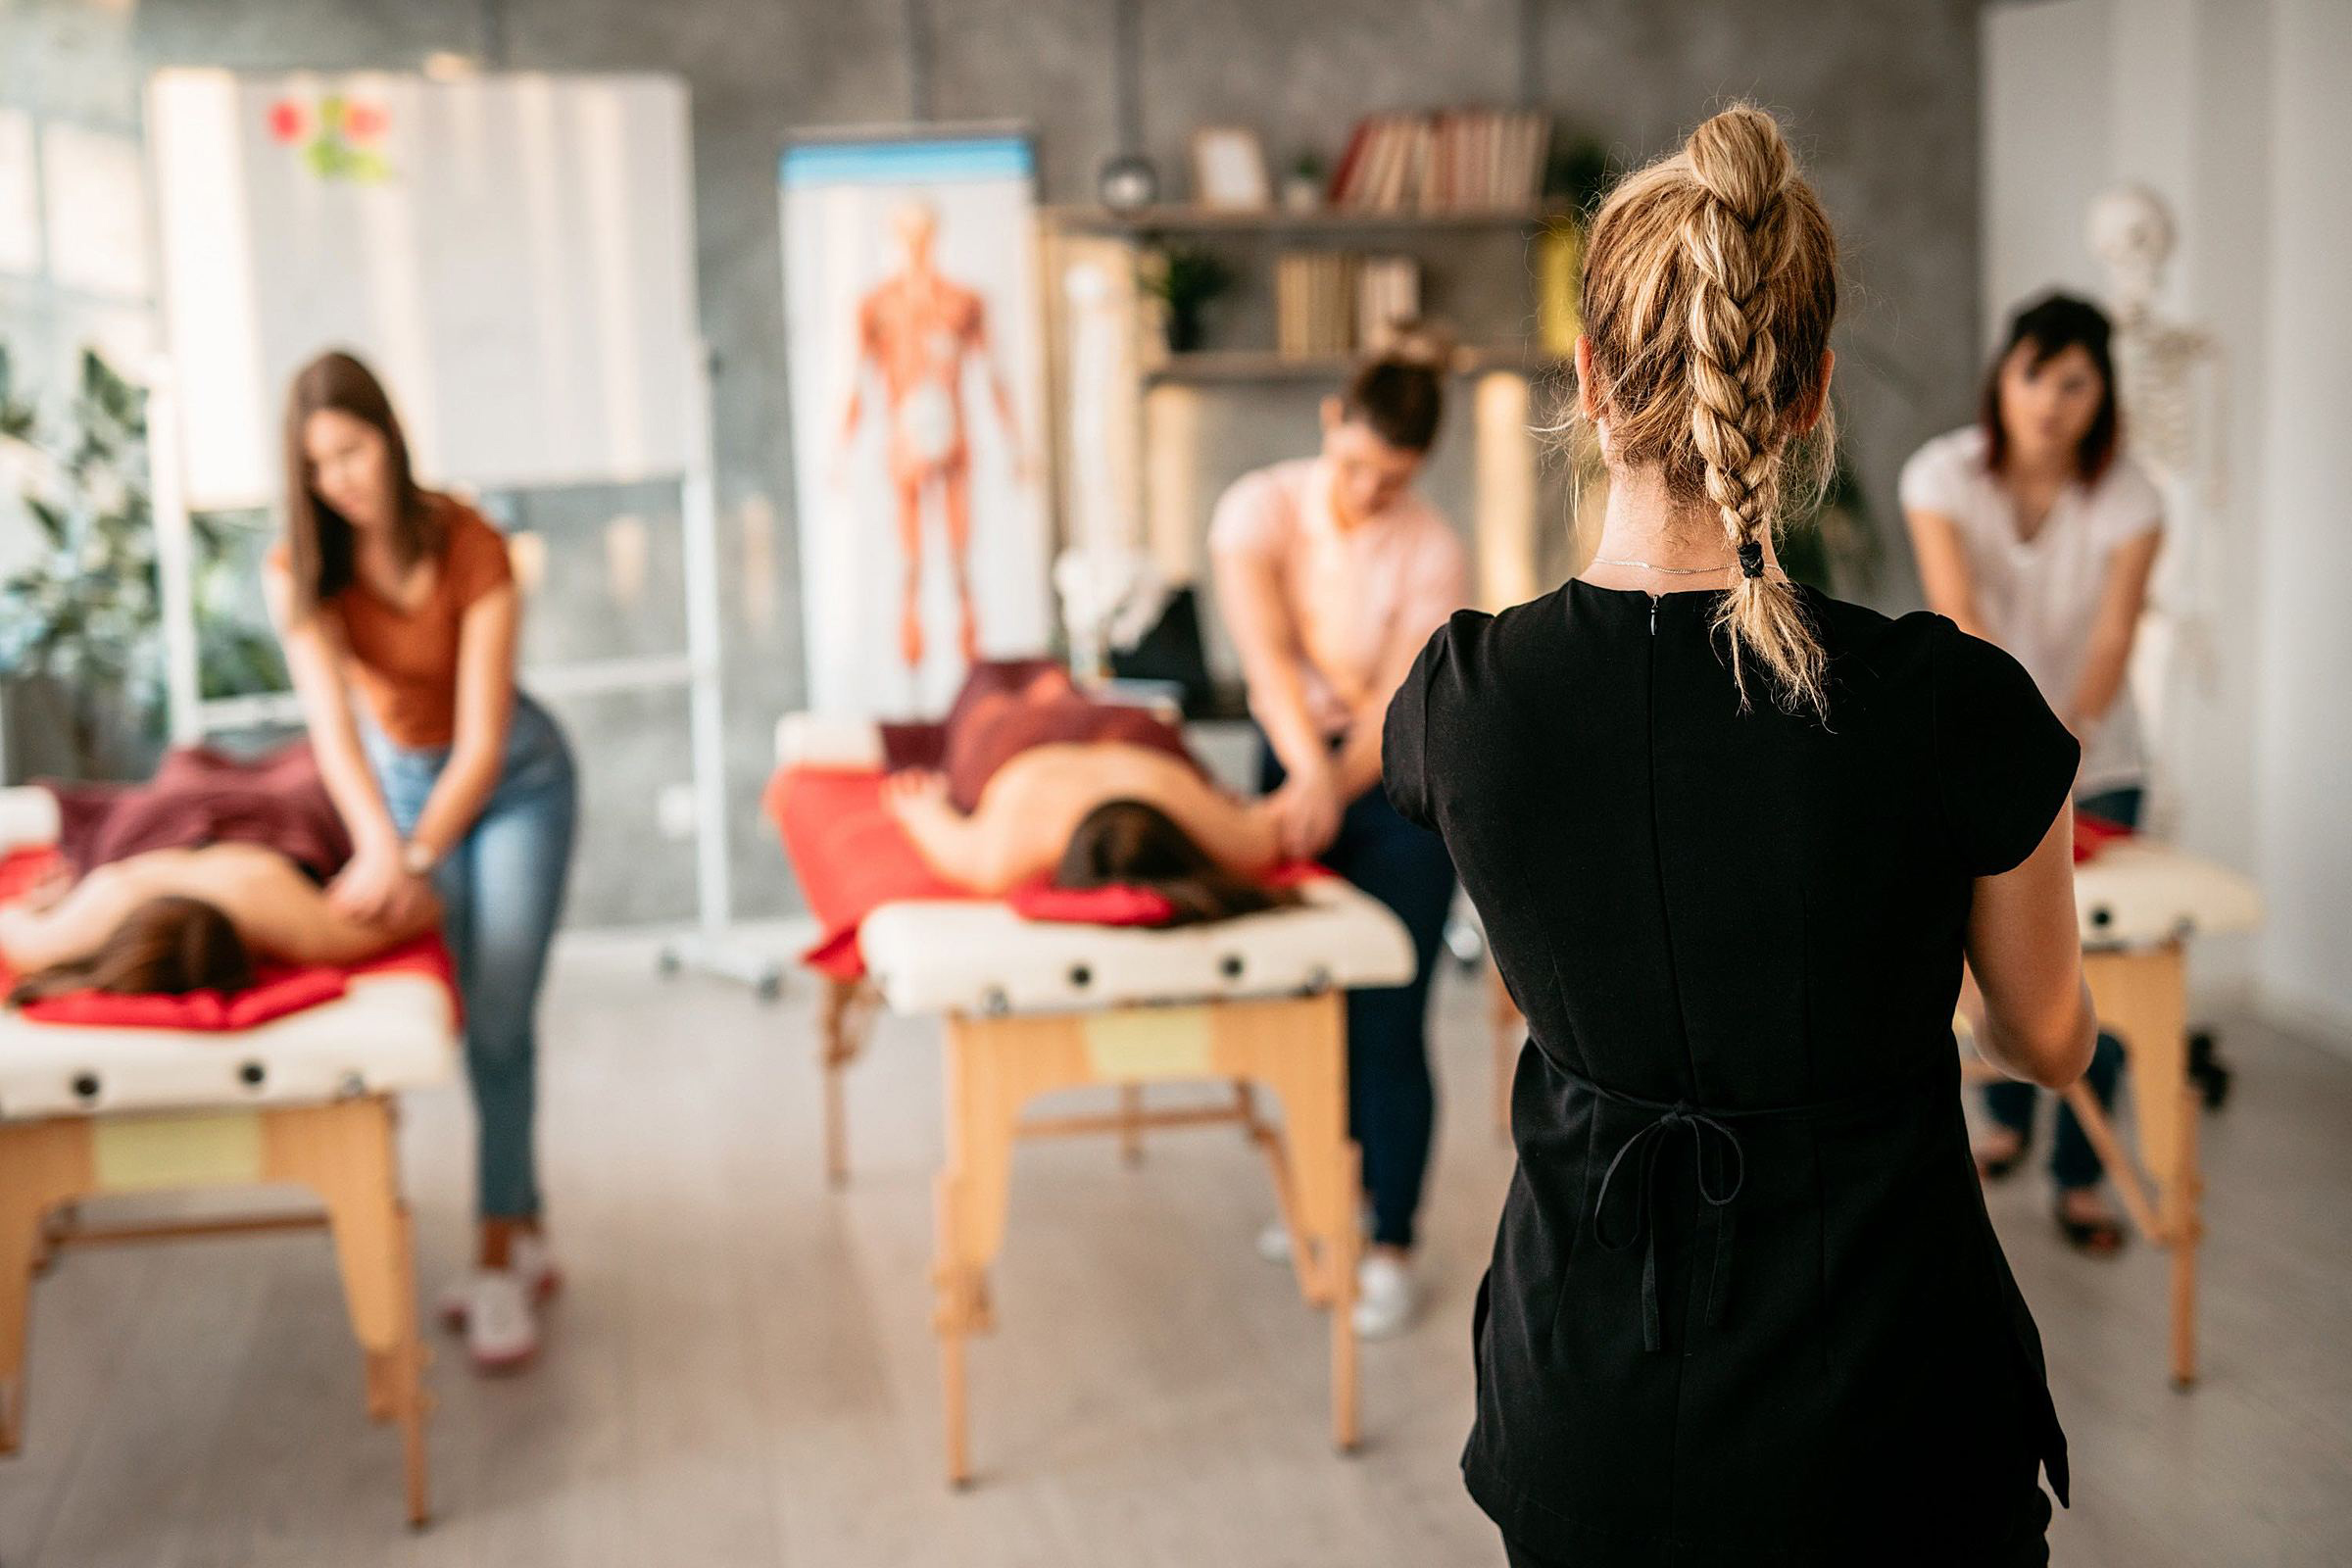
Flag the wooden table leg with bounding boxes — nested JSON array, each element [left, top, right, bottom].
[[818, 976, 876, 1189], [2082, 944, 2199, 1388], [267, 1098, 432, 1527], [2166, 1071, 2203, 1389], [1117, 1084, 1146, 1166], [1329, 1141, 1361, 1453], [933, 1171, 980, 1489], [1234, 993, 1361, 1452], [933, 1016, 1049, 1486], [0, 1119, 96, 1455]]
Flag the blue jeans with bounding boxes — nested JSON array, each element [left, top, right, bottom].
[[368, 694, 577, 1220], [1259, 735, 1456, 1250], [1982, 786, 2139, 1193]]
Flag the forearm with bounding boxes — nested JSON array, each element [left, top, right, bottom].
[[0, 869, 141, 971], [275, 604, 400, 850], [314, 721, 401, 851], [407, 744, 504, 859], [1245, 661, 1331, 782], [1976, 978, 2096, 1090], [1331, 716, 1386, 803], [2062, 632, 2135, 734]]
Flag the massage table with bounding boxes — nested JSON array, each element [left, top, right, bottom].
[[1485, 834, 2261, 1389], [769, 713, 1416, 1486], [0, 788, 456, 1526]]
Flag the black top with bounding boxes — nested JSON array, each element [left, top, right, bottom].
[[1385, 580, 2079, 1567]]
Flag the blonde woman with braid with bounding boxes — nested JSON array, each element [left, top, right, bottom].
[[1384, 106, 2092, 1565]]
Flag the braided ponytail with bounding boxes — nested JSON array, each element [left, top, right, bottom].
[[1576, 103, 1839, 715]]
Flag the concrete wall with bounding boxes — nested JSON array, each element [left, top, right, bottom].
[[3, 0, 1986, 926]]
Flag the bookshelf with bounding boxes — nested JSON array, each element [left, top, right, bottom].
[[1141, 346, 1567, 386], [1039, 175, 1578, 622], [1044, 204, 1568, 235]]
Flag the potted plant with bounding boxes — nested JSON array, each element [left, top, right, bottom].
[[1142, 244, 1235, 356], [0, 343, 291, 781], [1283, 150, 1326, 214]]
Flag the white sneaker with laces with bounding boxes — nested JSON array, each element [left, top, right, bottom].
[[1351, 1252, 1418, 1340], [440, 1232, 561, 1329], [457, 1268, 539, 1371]]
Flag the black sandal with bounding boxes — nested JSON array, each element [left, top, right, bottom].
[[1973, 1139, 2029, 1181], [2055, 1200, 2127, 1254]]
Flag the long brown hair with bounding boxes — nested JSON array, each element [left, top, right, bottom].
[[1577, 103, 1840, 715], [9, 896, 256, 1006], [1054, 800, 1301, 926], [280, 350, 439, 619]]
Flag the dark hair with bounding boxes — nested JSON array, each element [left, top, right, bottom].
[[9, 896, 256, 1007], [1340, 351, 1446, 453], [1054, 800, 1301, 927], [281, 349, 439, 618], [1980, 293, 2121, 483]]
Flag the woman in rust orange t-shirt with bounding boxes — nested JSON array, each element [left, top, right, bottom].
[[266, 351, 576, 1373]]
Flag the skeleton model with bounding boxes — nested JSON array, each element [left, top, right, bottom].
[[2088, 184, 2227, 832], [2089, 185, 2226, 507], [834, 201, 1032, 671]]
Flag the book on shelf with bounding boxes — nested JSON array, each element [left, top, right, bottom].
[[1325, 108, 1553, 214], [1357, 256, 1421, 354], [1275, 250, 1360, 358]]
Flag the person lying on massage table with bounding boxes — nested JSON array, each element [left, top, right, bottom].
[[2, 742, 435, 1002], [876, 662, 1297, 919]]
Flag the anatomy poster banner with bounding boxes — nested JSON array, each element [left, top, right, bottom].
[[781, 130, 1050, 715]]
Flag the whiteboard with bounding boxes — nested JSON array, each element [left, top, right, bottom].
[[148, 70, 700, 510]]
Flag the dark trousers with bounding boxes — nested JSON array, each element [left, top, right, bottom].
[[1982, 785, 2140, 1192], [1259, 736, 1456, 1250]]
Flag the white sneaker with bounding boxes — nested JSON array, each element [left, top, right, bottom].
[[439, 1232, 561, 1329], [1351, 1253, 1418, 1340], [1257, 1211, 1374, 1264], [455, 1268, 540, 1372]]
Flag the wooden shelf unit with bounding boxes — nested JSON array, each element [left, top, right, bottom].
[[1044, 204, 1570, 235], [1038, 199, 1569, 616], [1140, 346, 1567, 386]]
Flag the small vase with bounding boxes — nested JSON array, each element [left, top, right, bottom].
[[1165, 309, 1205, 356]]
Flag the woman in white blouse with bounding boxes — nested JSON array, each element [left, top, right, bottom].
[[1901, 292, 2162, 1253]]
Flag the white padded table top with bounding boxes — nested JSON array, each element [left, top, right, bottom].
[[860, 876, 1415, 1017], [2074, 840, 2261, 950], [0, 970, 459, 1120]]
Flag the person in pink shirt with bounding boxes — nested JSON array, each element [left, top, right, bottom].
[[1210, 346, 1468, 1338]]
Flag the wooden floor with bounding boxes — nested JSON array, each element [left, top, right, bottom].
[[4, 935, 2349, 1566]]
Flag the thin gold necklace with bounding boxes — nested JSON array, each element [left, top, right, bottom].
[[1589, 556, 1738, 576]]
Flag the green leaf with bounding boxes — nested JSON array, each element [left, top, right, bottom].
[[25, 495, 67, 546]]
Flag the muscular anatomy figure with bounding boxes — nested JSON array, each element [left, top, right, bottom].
[[833, 201, 1031, 670]]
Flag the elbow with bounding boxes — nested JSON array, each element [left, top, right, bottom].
[[2014, 991, 2099, 1091]]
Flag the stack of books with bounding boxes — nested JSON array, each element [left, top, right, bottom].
[[1327, 109, 1552, 214], [1276, 251, 1361, 358], [1356, 256, 1422, 353]]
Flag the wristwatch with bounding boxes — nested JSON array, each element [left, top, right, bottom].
[[399, 839, 439, 877]]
